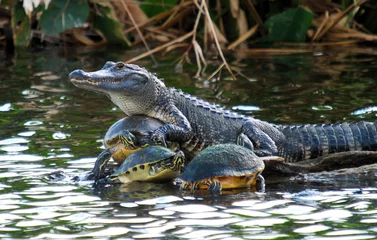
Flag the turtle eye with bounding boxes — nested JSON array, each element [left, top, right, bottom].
[[115, 62, 126, 69]]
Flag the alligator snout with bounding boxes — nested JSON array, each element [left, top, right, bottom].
[[69, 69, 87, 81]]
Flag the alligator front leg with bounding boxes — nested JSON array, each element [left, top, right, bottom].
[[151, 124, 194, 147], [150, 106, 194, 146], [237, 133, 255, 151], [242, 120, 278, 156]]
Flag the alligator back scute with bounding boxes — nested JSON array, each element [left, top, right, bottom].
[[279, 121, 377, 162]]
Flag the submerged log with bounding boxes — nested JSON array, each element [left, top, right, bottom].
[[263, 151, 377, 177]]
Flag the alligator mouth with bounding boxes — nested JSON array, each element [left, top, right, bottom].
[[70, 77, 123, 85], [70, 77, 101, 85], [69, 69, 123, 89]]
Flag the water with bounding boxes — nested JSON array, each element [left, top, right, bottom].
[[1, 46, 377, 239]]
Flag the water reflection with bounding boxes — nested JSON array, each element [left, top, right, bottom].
[[1, 46, 377, 238]]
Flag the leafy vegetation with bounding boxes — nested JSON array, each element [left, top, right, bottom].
[[265, 7, 313, 42], [1, 0, 376, 76], [38, 0, 89, 36]]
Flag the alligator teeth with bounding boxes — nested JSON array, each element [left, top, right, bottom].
[[71, 78, 100, 86]]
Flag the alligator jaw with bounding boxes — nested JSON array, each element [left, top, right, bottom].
[[69, 68, 120, 93]]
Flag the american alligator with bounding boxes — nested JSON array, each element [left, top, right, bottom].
[[69, 62, 377, 162]]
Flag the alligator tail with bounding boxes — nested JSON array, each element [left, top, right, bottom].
[[278, 121, 377, 162]]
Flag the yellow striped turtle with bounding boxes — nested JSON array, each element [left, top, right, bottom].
[[179, 144, 267, 192], [110, 146, 185, 183], [91, 116, 165, 180]]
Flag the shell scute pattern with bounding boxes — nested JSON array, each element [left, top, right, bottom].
[[179, 144, 264, 182]]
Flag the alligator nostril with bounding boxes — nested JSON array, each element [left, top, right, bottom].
[[69, 69, 86, 80]]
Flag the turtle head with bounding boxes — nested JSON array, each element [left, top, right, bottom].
[[118, 129, 138, 150], [104, 129, 137, 148], [69, 62, 166, 115]]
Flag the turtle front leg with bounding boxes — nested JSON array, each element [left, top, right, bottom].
[[256, 173, 265, 192], [90, 148, 113, 180], [208, 179, 222, 193], [173, 150, 185, 172]]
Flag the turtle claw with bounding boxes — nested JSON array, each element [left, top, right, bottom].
[[256, 173, 265, 192], [85, 171, 96, 181], [91, 148, 113, 180], [208, 180, 222, 194]]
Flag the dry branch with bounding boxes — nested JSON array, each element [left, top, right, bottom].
[[314, 0, 368, 41], [120, 1, 157, 64], [125, 31, 194, 63], [198, 0, 236, 80], [227, 24, 259, 50]]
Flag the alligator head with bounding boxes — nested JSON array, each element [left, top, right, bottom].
[[69, 61, 166, 115]]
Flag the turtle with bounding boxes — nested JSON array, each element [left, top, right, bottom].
[[178, 143, 276, 192], [110, 146, 185, 183], [90, 116, 167, 180]]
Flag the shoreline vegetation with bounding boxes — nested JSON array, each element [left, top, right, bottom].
[[1, 0, 377, 78]]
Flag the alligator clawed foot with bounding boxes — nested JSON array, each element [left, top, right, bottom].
[[151, 133, 168, 147]]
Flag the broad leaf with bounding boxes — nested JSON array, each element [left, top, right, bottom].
[[39, 0, 89, 36], [140, 0, 178, 17], [265, 7, 313, 42], [11, 1, 31, 47], [93, 3, 131, 47]]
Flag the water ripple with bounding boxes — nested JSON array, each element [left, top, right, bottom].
[[165, 204, 217, 213], [294, 224, 330, 233], [0, 103, 12, 111], [135, 195, 183, 205], [0, 137, 29, 145], [235, 217, 288, 227], [290, 209, 352, 221]]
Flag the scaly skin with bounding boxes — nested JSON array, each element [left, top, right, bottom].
[[277, 122, 377, 162], [69, 62, 377, 162], [69, 61, 286, 158]]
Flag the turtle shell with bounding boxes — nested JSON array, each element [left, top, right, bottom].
[[179, 144, 265, 182], [104, 115, 164, 146], [112, 146, 177, 176]]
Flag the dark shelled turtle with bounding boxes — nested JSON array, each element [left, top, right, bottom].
[[178, 144, 279, 192], [91, 116, 167, 180], [110, 146, 185, 183]]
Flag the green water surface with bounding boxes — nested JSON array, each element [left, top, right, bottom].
[[1, 46, 377, 239]]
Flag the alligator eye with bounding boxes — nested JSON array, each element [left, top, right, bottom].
[[115, 62, 126, 69]]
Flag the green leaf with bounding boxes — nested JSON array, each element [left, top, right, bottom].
[[265, 7, 313, 42], [93, 4, 131, 47], [11, 1, 32, 47], [140, 0, 178, 17], [39, 0, 89, 36]]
